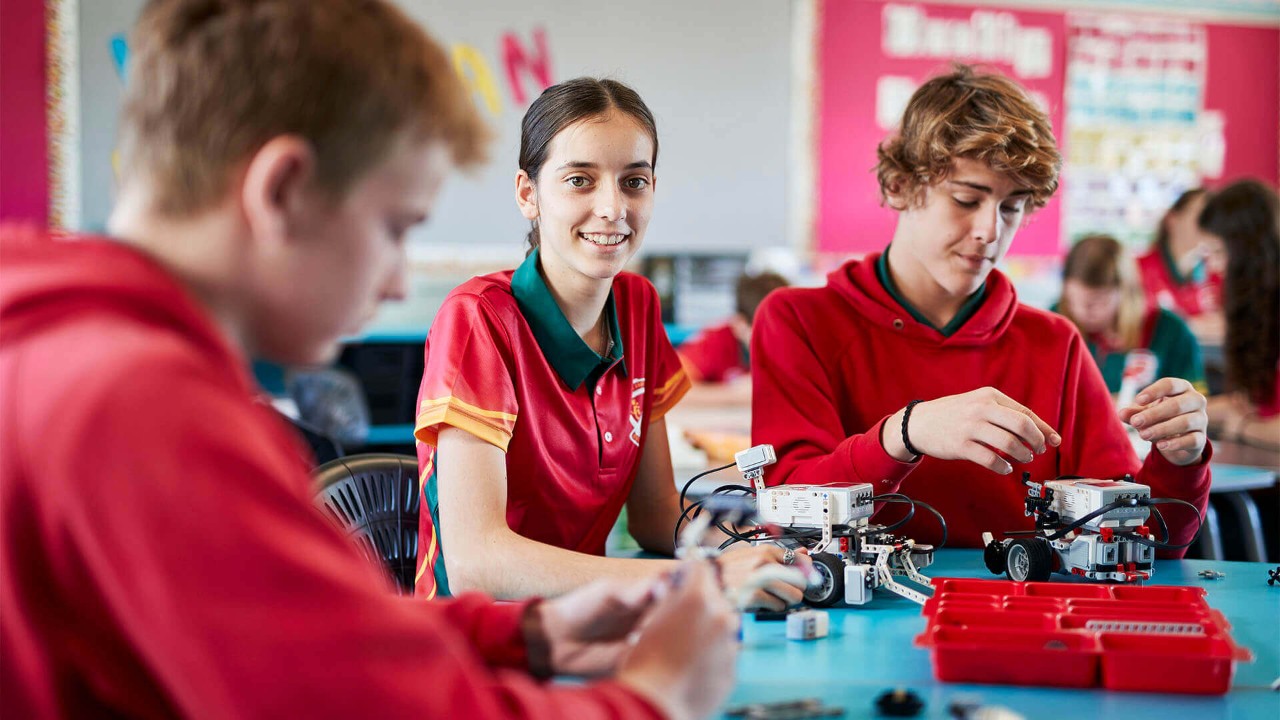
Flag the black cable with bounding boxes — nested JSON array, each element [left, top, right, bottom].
[[1125, 497, 1204, 551], [1041, 498, 1134, 541], [673, 462, 740, 549], [911, 498, 948, 549], [869, 493, 915, 533], [1037, 495, 1203, 551]]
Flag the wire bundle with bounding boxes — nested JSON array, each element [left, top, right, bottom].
[[674, 467, 948, 552]]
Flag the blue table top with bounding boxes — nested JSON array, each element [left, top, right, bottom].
[[732, 549, 1280, 719], [1211, 463, 1278, 493]]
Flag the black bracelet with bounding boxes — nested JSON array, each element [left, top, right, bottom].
[[901, 399, 924, 458]]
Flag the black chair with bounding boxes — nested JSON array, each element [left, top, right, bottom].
[[313, 453, 419, 594]]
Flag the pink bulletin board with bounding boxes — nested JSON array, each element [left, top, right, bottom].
[[816, 0, 1067, 257], [0, 0, 48, 225], [815, 0, 1279, 258], [1204, 22, 1280, 186]]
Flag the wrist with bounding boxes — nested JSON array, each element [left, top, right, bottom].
[[881, 408, 920, 463], [520, 599, 555, 679], [618, 674, 683, 720]]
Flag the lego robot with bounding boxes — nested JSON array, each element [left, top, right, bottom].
[[982, 474, 1158, 583], [680, 443, 942, 604], [737, 447, 937, 607]]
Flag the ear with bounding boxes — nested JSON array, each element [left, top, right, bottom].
[[240, 135, 319, 247], [883, 179, 910, 212], [515, 170, 539, 221]]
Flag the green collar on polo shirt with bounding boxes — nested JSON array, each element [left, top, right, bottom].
[[511, 247, 626, 390]]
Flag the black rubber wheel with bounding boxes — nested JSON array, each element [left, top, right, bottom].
[[983, 540, 1007, 575], [804, 552, 846, 607], [1005, 538, 1053, 582]]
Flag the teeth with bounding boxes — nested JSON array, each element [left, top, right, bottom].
[[580, 232, 628, 246]]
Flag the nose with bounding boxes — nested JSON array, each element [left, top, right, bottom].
[[595, 183, 627, 222], [973, 203, 999, 244], [383, 247, 410, 302]]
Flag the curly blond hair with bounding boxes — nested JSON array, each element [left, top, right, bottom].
[[876, 64, 1061, 209]]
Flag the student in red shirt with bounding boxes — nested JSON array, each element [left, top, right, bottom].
[[415, 78, 806, 607], [1136, 188, 1226, 340], [752, 65, 1211, 553], [1056, 234, 1205, 396], [0, 2, 739, 718], [1199, 179, 1280, 450], [679, 271, 789, 384]]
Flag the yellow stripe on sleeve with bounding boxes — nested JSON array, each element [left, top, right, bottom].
[[414, 396, 514, 452], [651, 368, 693, 421]]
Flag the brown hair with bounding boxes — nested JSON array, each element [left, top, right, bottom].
[[118, 0, 488, 217], [1154, 187, 1208, 253], [518, 77, 658, 254], [876, 64, 1061, 210], [1199, 179, 1280, 407], [735, 271, 789, 323], [1058, 234, 1145, 350]]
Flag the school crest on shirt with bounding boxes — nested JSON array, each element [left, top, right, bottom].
[[629, 378, 645, 446]]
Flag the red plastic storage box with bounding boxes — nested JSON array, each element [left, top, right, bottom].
[[914, 578, 1252, 694]]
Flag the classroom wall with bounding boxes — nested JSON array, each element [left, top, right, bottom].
[[64, 0, 794, 257], [23, 0, 1280, 279]]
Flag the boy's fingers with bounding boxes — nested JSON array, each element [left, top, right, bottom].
[[1156, 431, 1205, 454], [1139, 413, 1207, 442], [966, 442, 1013, 474], [992, 395, 1060, 447], [974, 424, 1035, 464], [1135, 377, 1192, 405], [1129, 392, 1206, 429]]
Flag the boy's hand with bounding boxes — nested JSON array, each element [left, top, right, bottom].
[[1118, 377, 1208, 466], [617, 561, 740, 720], [883, 387, 1061, 473], [535, 577, 658, 678]]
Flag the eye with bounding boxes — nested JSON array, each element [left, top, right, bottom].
[[625, 177, 650, 190], [952, 197, 979, 209], [566, 175, 590, 188], [1000, 201, 1027, 215]]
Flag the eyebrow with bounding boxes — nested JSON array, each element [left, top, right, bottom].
[[555, 160, 653, 172], [946, 179, 1032, 197]]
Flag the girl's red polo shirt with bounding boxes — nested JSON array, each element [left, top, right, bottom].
[[414, 249, 689, 597]]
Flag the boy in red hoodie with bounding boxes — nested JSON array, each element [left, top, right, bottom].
[[752, 65, 1210, 554], [0, 1, 738, 718]]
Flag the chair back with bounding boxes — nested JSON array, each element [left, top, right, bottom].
[[314, 453, 419, 593]]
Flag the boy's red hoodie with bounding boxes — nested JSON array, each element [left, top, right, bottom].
[[752, 252, 1211, 556], [0, 227, 660, 719]]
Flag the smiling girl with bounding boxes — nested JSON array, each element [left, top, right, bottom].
[[413, 78, 804, 604], [751, 65, 1211, 556]]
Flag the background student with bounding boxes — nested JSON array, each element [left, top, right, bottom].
[[414, 77, 807, 607], [1056, 233, 1206, 396], [0, 2, 739, 718], [679, 270, 790, 385], [1199, 178, 1280, 450], [751, 65, 1210, 553], [1137, 188, 1226, 342]]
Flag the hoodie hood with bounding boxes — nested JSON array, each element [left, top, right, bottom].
[[0, 226, 251, 392], [827, 251, 1021, 347]]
